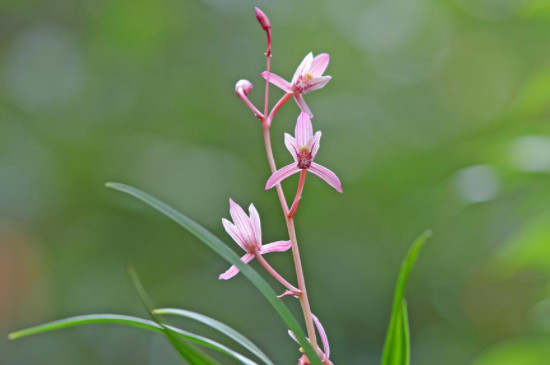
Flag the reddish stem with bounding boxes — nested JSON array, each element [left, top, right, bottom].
[[237, 90, 264, 119], [288, 169, 307, 218], [267, 93, 293, 127], [255, 252, 300, 294]]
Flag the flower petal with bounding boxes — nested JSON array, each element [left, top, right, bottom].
[[265, 163, 300, 190], [310, 131, 322, 159], [285, 133, 299, 161], [222, 218, 246, 251], [309, 53, 330, 77], [305, 76, 332, 94], [229, 199, 255, 248], [312, 314, 330, 360], [292, 52, 313, 84], [260, 240, 292, 254], [218, 253, 254, 280], [294, 94, 313, 118], [295, 112, 313, 147], [261, 71, 293, 93], [248, 204, 262, 246], [278, 290, 298, 298], [308, 162, 343, 193]]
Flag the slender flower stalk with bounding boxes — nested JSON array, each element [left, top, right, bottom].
[[232, 8, 343, 360], [235, 79, 263, 119], [288, 170, 307, 218]]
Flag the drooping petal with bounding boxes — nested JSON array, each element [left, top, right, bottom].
[[310, 131, 322, 159], [285, 133, 299, 161], [260, 240, 292, 254], [305, 76, 332, 94], [312, 314, 330, 360], [292, 52, 313, 84], [222, 218, 246, 251], [265, 163, 301, 190], [308, 162, 343, 193], [278, 290, 298, 298], [248, 204, 262, 246], [229, 199, 255, 248], [218, 253, 254, 280], [295, 112, 313, 147], [294, 94, 313, 118], [309, 53, 330, 77], [288, 330, 326, 362], [261, 71, 293, 93], [288, 329, 299, 344]]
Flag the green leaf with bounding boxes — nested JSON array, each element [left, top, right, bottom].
[[9, 314, 258, 365], [155, 308, 273, 365], [106, 182, 322, 365], [127, 265, 220, 365], [401, 301, 410, 365], [381, 230, 431, 365]]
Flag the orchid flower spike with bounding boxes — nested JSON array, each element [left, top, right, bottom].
[[289, 313, 333, 365], [265, 112, 342, 193], [219, 199, 291, 280], [262, 52, 331, 117]]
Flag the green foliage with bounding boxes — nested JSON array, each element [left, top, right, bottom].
[[8, 314, 257, 364], [106, 182, 323, 365], [126, 265, 220, 365], [154, 308, 273, 365], [381, 230, 431, 365]]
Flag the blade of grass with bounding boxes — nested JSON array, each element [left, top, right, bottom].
[[9, 313, 259, 364], [154, 308, 273, 365], [402, 301, 410, 365], [127, 265, 220, 365], [106, 182, 323, 365], [381, 230, 431, 365]]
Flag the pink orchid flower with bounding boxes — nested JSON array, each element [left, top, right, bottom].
[[219, 199, 291, 280], [262, 52, 331, 117], [290, 314, 333, 365], [265, 112, 342, 193]]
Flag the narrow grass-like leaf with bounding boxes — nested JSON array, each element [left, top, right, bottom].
[[381, 230, 431, 365], [402, 301, 410, 365], [155, 308, 273, 365], [8, 314, 260, 364], [127, 265, 220, 365], [106, 182, 323, 365]]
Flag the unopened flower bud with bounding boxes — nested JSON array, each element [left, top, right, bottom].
[[235, 79, 253, 95], [254, 7, 271, 31]]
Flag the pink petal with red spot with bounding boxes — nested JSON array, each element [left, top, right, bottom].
[[222, 218, 247, 251], [294, 94, 313, 118], [260, 240, 292, 254], [310, 131, 322, 158], [295, 112, 313, 147], [229, 199, 255, 246], [308, 162, 343, 193], [218, 252, 254, 280], [292, 53, 313, 84], [285, 133, 299, 161], [261, 71, 293, 93], [305, 76, 332, 94], [265, 163, 301, 189], [248, 204, 262, 246], [309, 53, 330, 77]]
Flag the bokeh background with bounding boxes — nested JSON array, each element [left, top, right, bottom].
[[1, 0, 550, 363]]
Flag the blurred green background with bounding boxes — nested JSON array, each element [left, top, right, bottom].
[[1, 0, 550, 364]]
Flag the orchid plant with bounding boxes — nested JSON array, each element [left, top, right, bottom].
[[9, 8, 430, 365]]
